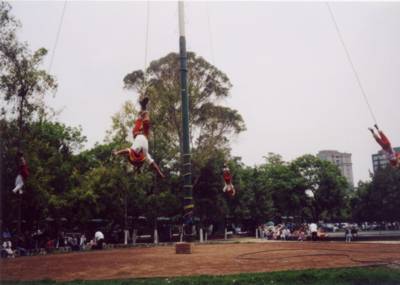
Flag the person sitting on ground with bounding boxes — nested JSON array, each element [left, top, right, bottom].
[[298, 230, 306, 242], [369, 124, 400, 168], [113, 95, 165, 178], [1, 240, 15, 258]]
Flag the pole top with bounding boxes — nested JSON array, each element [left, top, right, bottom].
[[178, 1, 185, 37]]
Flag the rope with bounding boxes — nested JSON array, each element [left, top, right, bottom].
[[47, 0, 67, 99], [143, 1, 150, 86], [48, 0, 67, 74], [326, 2, 378, 125]]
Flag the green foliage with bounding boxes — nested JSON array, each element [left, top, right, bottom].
[[290, 155, 349, 222], [352, 167, 400, 222], [110, 52, 247, 228], [123, 52, 246, 168], [0, 2, 56, 121], [1, 118, 86, 232], [1, 4, 396, 235]]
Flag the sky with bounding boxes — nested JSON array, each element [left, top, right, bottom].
[[10, 1, 400, 184]]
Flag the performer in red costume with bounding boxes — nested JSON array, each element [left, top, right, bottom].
[[369, 124, 400, 168], [113, 95, 165, 178], [12, 151, 29, 194], [222, 162, 235, 197]]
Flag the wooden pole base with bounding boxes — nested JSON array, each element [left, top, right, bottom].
[[175, 242, 193, 254]]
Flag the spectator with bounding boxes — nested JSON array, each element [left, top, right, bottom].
[[80, 234, 87, 250], [309, 223, 318, 241], [298, 229, 306, 242], [345, 227, 352, 242], [2, 229, 11, 240], [57, 232, 65, 248], [69, 236, 79, 251], [1, 240, 15, 258], [92, 230, 104, 250], [317, 227, 327, 240], [45, 239, 55, 254], [351, 227, 358, 241], [281, 227, 290, 240]]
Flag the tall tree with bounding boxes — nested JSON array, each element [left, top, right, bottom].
[[123, 52, 245, 171], [1, 2, 57, 237], [290, 155, 349, 222], [1, 118, 86, 233], [352, 167, 400, 222], [0, 2, 56, 122], [110, 53, 246, 229]]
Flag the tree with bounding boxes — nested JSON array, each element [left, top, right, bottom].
[[108, 52, 246, 231], [0, 2, 56, 147], [259, 153, 301, 223], [1, 118, 86, 234], [193, 150, 229, 232], [290, 155, 349, 222], [123, 52, 245, 171], [352, 167, 400, 222]]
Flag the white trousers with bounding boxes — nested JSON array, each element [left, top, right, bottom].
[[12, 175, 24, 194], [223, 183, 234, 192]]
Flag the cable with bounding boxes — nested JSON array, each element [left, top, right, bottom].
[[326, 2, 378, 125]]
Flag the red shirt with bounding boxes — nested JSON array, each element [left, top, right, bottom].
[[223, 168, 232, 183], [20, 163, 29, 180]]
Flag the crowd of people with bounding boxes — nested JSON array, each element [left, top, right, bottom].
[[257, 223, 327, 241], [2, 220, 400, 258], [256, 222, 367, 242], [0, 229, 106, 258]]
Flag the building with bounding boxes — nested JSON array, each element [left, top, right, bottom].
[[371, 147, 400, 172], [317, 150, 354, 187]]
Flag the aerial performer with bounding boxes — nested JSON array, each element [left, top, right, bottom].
[[12, 151, 29, 194], [222, 162, 235, 197], [113, 95, 165, 178], [369, 124, 400, 168]]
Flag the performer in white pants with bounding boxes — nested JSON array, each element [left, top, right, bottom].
[[12, 152, 29, 194], [113, 95, 164, 178]]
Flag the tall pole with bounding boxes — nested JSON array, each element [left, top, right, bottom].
[[17, 94, 25, 239], [124, 181, 128, 244], [178, 1, 193, 236]]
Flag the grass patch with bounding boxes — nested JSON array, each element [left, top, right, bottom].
[[2, 266, 400, 285]]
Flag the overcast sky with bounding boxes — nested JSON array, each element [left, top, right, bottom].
[[10, 1, 400, 184]]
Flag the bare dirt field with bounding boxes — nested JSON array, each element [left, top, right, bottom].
[[1, 241, 400, 281]]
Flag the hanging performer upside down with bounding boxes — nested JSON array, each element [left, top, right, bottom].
[[113, 95, 165, 178], [222, 162, 235, 197], [12, 151, 29, 194], [369, 124, 400, 168]]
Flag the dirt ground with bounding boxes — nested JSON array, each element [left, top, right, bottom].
[[1, 241, 400, 281]]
